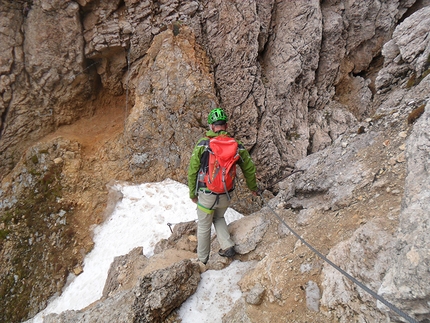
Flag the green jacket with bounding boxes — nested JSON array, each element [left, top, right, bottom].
[[188, 130, 258, 199]]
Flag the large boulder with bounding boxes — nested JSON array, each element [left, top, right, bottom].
[[44, 259, 201, 323]]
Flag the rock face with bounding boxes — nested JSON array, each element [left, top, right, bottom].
[[319, 7, 430, 323], [0, 1, 95, 174], [378, 101, 430, 322], [1, 0, 417, 183], [125, 25, 215, 182], [377, 8, 430, 322], [0, 138, 86, 322], [1, 0, 430, 322]]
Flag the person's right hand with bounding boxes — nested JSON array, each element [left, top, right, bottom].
[[191, 197, 198, 204]]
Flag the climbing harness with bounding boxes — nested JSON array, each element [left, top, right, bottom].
[[259, 194, 419, 323]]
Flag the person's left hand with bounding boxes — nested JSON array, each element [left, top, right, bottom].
[[191, 197, 198, 204]]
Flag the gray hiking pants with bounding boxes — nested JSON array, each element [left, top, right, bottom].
[[196, 191, 235, 263]]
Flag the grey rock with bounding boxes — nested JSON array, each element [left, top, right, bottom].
[[378, 102, 430, 322], [102, 247, 148, 299], [229, 213, 269, 255], [245, 283, 265, 305], [320, 219, 397, 323], [45, 259, 200, 323], [376, 7, 430, 92], [153, 220, 197, 254], [285, 130, 376, 212], [306, 280, 320, 312]]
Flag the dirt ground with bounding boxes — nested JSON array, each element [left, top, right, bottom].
[[42, 93, 126, 155]]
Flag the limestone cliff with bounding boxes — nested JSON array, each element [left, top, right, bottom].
[[1, 0, 429, 322]]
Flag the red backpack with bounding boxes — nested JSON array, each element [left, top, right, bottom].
[[205, 135, 240, 197]]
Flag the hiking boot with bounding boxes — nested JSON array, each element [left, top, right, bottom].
[[191, 258, 208, 273], [218, 246, 236, 258]]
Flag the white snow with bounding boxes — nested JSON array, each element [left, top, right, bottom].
[[28, 179, 252, 323], [179, 260, 256, 322]]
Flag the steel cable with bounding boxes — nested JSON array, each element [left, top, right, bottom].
[[260, 194, 419, 323]]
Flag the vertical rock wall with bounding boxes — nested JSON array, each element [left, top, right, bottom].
[[124, 25, 216, 182], [0, 0, 95, 175], [253, 0, 322, 182], [1, 0, 418, 184]]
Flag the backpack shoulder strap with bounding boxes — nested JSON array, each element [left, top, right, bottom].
[[197, 137, 210, 148]]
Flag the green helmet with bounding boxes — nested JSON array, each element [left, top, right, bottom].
[[207, 108, 228, 125]]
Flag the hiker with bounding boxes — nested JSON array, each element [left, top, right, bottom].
[[188, 107, 259, 265]]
